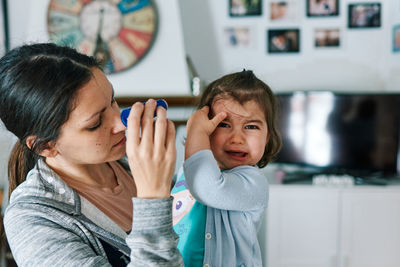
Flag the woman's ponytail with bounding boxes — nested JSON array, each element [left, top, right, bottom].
[[7, 141, 38, 198]]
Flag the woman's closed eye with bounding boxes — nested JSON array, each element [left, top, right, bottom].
[[87, 118, 102, 131], [88, 94, 114, 131]]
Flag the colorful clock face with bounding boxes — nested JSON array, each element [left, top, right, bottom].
[[47, 0, 158, 74]]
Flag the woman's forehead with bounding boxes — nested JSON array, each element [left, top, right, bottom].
[[67, 70, 112, 124]]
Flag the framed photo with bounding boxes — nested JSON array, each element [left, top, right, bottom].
[[270, 0, 299, 22], [315, 28, 340, 48], [267, 29, 300, 53], [223, 27, 251, 48], [348, 3, 381, 28], [307, 0, 339, 17], [393, 25, 400, 53], [229, 0, 262, 17]]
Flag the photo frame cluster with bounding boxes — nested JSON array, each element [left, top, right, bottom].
[[227, 0, 392, 54]]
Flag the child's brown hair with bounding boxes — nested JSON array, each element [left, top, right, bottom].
[[198, 69, 281, 168]]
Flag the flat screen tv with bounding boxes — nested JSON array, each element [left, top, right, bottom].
[[275, 91, 400, 177]]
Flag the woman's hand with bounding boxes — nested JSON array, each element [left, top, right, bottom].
[[125, 99, 176, 199]]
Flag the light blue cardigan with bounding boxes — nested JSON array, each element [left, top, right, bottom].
[[184, 150, 268, 267]]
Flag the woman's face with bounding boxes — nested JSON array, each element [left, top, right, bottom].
[[51, 68, 126, 165]]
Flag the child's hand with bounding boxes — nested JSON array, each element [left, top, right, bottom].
[[185, 106, 226, 159], [187, 106, 226, 136]]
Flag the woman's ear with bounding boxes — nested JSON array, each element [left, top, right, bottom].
[[25, 136, 58, 158]]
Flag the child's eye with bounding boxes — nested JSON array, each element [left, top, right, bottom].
[[218, 122, 229, 128], [245, 125, 259, 130]]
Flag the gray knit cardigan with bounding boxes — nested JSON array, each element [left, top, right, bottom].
[[4, 159, 183, 266]]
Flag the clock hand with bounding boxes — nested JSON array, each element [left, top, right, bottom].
[[93, 7, 111, 68]]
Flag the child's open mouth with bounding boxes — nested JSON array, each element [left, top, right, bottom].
[[226, 151, 248, 160]]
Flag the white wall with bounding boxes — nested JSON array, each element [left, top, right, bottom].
[[5, 1, 400, 95], [179, 0, 400, 92]]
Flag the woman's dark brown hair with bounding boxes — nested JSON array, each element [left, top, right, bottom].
[[0, 43, 99, 198], [198, 70, 282, 168]]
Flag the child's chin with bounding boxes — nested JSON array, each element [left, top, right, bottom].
[[221, 162, 242, 170]]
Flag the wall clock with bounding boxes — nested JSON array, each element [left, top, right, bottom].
[[47, 0, 158, 74]]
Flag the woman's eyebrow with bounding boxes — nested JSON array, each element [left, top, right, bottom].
[[84, 86, 114, 122], [84, 107, 106, 122]]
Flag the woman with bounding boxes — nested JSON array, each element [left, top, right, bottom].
[[0, 43, 182, 266]]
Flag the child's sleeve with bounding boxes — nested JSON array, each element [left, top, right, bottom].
[[183, 150, 268, 211]]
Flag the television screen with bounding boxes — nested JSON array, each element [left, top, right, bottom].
[[275, 92, 400, 177]]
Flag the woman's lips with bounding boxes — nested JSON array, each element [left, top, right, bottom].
[[114, 136, 126, 147]]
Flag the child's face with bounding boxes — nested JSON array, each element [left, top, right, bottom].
[[209, 98, 268, 170]]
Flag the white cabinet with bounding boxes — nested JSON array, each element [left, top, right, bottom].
[[258, 185, 400, 267], [340, 189, 400, 267]]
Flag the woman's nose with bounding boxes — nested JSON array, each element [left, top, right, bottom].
[[112, 107, 127, 133]]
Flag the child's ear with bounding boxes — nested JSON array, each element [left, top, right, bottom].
[[26, 135, 58, 158]]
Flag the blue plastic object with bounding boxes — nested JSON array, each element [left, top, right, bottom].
[[120, 99, 168, 127]]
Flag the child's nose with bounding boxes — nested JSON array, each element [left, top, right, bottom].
[[229, 129, 245, 144]]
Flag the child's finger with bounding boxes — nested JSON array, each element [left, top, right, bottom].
[[210, 111, 227, 126], [200, 106, 210, 116]]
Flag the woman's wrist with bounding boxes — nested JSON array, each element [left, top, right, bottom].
[[131, 196, 174, 227], [136, 189, 171, 199]]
